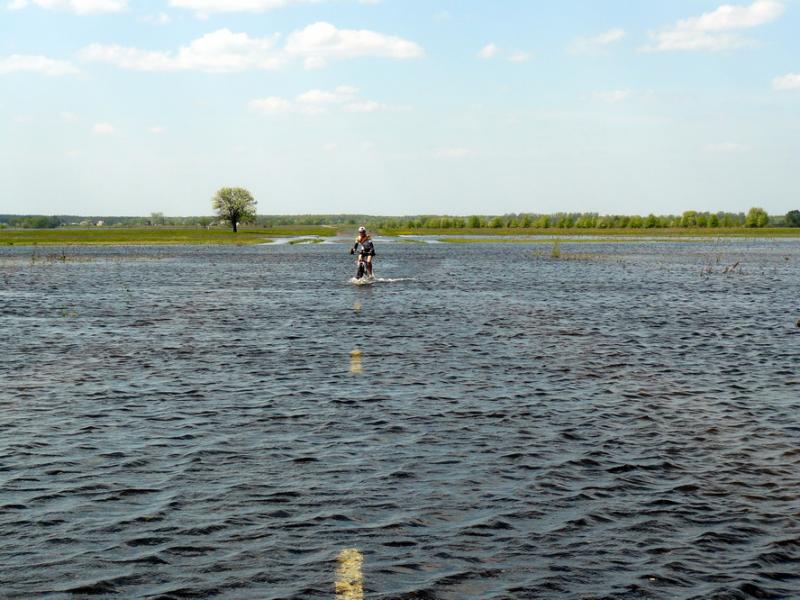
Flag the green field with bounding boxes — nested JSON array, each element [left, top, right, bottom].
[[2, 225, 799, 246], [0, 226, 336, 246]]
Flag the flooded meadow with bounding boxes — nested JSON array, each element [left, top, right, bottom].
[[2, 239, 799, 599]]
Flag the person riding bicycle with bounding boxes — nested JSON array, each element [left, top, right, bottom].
[[350, 226, 376, 277]]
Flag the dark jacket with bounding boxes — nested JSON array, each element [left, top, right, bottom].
[[353, 237, 376, 257]]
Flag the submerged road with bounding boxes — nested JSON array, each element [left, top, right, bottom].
[[1, 240, 799, 598]]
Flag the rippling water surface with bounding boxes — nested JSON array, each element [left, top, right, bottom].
[[2, 240, 800, 599]]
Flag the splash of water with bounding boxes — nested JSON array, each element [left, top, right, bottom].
[[348, 276, 412, 285]]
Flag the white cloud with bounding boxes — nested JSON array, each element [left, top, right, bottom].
[[592, 89, 633, 103], [478, 44, 531, 63], [704, 142, 749, 153], [677, 0, 783, 30], [149, 126, 166, 134], [296, 85, 358, 104], [344, 101, 385, 113], [248, 97, 293, 114], [645, 0, 784, 52], [168, 0, 312, 16], [0, 54, 79, 75], [292, 86, 359, 114], [477, 43, 500, 59], [80, 23, 423, 72], [284, 22, 424, 70], [168, 0, 381, 16], [140, 12, 171, 25], [81, 29, 283, 72], [251, 85, 402, 115], [60, 111, 79, 121], [569, 28, 625, 55], [773, 73, 800, 90], [92, 122, 115, 134], [8, 0, 127, 14]]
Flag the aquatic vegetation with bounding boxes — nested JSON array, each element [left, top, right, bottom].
[[695, 249, 751, 277], [287, 237, 324, 245], [530, 243, 602, 261], [722, 261, 742, 274]]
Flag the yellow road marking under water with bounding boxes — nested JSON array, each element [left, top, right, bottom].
[[349, 348, 363, 375], [335, 548, 364, 600]]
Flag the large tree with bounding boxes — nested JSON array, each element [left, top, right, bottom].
[[745, 206, 769, 228], [786, 210, 800, 227], [212, 187, 257, 233]]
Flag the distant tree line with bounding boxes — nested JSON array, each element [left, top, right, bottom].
[[0, 214, 215, 228], [0, 215, 64, 229], [1, 207, 798, 230], [253, 208, 787, 229]]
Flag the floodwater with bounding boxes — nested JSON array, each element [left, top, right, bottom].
[[1, 240, 799, 600]]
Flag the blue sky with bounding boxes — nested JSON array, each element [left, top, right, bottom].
[[1, 0, 798, 216]]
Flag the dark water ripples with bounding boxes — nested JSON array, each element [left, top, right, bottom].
[[2, 240, 800, 599]]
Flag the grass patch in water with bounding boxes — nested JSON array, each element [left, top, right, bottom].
[[394, 238, 428, 244], [287, 238, 324, 245], [257, 227, 334, 237], [528, 245, 604, 262], [436, 237, 655, 244]]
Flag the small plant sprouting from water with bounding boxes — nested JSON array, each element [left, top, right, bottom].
[[701, 258, 744, 277], [532, 243, 600, 262], [722, 261, 741, 274], [26, 250, 91, 266]]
